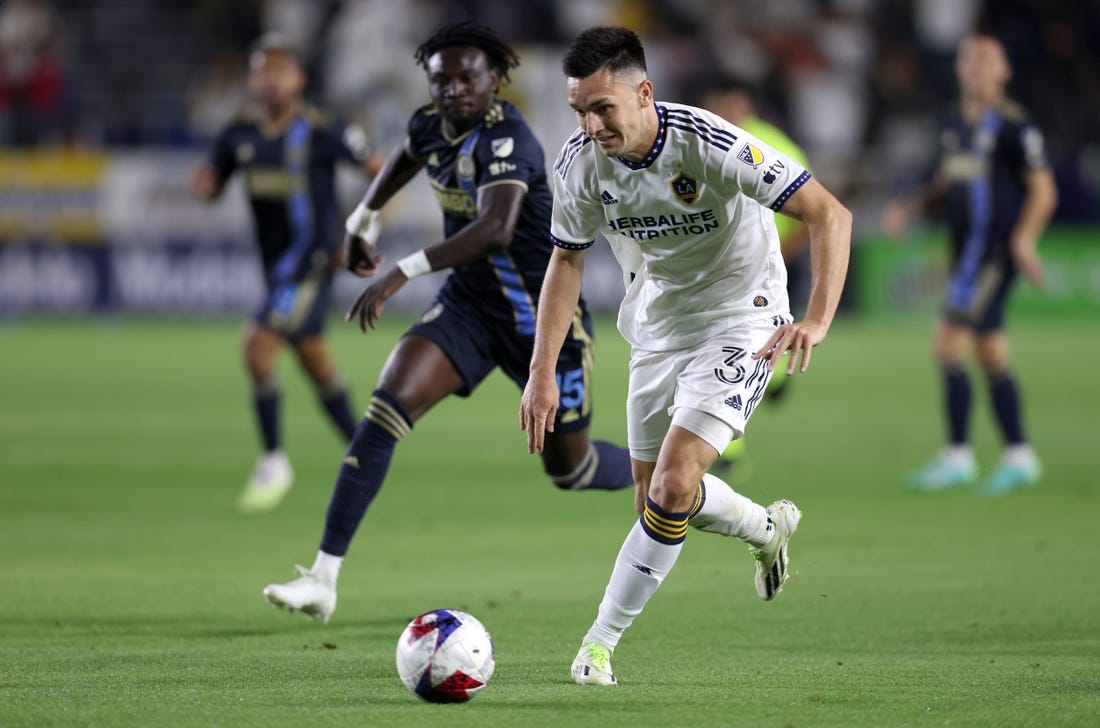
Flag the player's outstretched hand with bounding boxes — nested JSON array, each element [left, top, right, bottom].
[[345, 268, 407, 333], [341, 233, 383, 277], [1011, 235, 1045, 289], [520, 373, 559, 455], [752, 320, 829, 375]]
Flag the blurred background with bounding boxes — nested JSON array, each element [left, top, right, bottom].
[[1, 0, 1098, 318]]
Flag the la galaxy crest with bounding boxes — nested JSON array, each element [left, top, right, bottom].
[[670, 172, 699, 205]]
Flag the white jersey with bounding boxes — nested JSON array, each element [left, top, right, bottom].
[[550, 101, 810, 351]]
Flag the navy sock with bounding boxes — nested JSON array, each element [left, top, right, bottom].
[[590, 440, 634, 490], [253, 385, 281, 452], [319, 391, 412, 557], [988, 371, 1026, 445], [319, 385, 358, 441], [943, 365, 971, 446]]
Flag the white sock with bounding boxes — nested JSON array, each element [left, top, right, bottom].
[[582, 520, 684, 652], [311, 550, 343, 586], [944, 445, 974, 463], [1004, 444, 1036, 464], [689, 473, 771, 547]]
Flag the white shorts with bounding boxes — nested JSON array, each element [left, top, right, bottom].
[[626, 316, 787, 462]]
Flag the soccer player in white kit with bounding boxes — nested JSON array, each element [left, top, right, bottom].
[[520, 27, 852, 685]]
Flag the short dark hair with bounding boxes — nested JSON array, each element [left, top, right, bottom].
[[562, 26, 647, 79], [414, 21, 521, 85], [250, 32, 302, 65]]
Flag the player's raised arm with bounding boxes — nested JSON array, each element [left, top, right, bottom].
[[346, 180, 527, 332], [520, 245, 586, 454], [754, 178, 852, 374], [341, 145, 424, 276]]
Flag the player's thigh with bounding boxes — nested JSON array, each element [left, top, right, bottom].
[[498, 304, 596, 435], [376, 335, 465, 422], [932, 320, 973, 364], [290, 334, 338, 383], [668, 316, 785, 455], [631, 458, 656, 514], [242, 321, 283, 378], [625, 347, 680, 462]]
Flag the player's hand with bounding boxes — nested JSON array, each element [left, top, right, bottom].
[[190, 165, 218, 200], [752, 319, 829, 375], [345, 268, 407, 333], [520, 371, 559, 455], [1011, 235, 1044, 289], [341, 233, 383, 277]]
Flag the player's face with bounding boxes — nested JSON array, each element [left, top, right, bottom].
[[568, 67, 654, 161], [426, 47, 500, 133], [955, 37, 1010, 101], [248, 50, 305, 109]]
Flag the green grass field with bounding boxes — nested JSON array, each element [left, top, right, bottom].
[[1, 315, 1097, 727]]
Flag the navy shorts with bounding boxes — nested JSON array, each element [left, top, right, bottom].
[[253, 275, 334, 341], [942, 260, 1016, 333], [407, 289, 596, 434]]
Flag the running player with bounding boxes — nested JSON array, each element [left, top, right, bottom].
[[191, 34, 381, 513], [262, 22, 633, 623], [883, 34, 1057, 495], [520, 26, 851, 685]]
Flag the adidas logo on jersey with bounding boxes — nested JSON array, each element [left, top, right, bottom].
[[601, 190, 619, 205], [724, 394, 743, 411]]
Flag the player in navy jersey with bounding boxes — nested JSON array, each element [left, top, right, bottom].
[[884, 35, 1057, 495], [192, 35, 381, 513], [261, 22, 633, 623]]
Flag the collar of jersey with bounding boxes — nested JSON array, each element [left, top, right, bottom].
[[616, 103, 668, 170]]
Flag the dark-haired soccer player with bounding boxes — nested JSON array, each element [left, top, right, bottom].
[[192, 35, 381, 513], [262, 22, 633, 622], [883, 35, 1057, 495], [521, 26, 851, 685]]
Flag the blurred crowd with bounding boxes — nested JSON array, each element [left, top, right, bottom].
[[2, 0, 1098, 223]]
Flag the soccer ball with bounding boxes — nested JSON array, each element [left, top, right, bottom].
[[395, 609, 495, 703]]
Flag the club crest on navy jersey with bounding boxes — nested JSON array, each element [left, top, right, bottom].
[[490, 137, 514, 157], [670, 173, 699, 205]]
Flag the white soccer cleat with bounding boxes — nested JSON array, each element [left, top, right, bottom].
[[752, 499, 801, 601], [237, 451, 294, 513], [263, 565, 336, 623], [907, 448, 977, 491], [571, 643, 618, 686]]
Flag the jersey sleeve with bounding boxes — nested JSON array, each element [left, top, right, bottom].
[[208, 125, 239, 186], [473, 117, 543, 193], [716, 131, 811, 213], [550, 143, 603, 250], [403, 108, 431, 164], [1016, 117, 1049, 173]]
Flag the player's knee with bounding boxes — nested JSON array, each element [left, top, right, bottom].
[[647, 471, 700, 513]]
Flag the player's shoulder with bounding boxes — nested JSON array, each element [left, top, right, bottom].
[[551, 127, 595, 183], [997, 99, 1036, 127], [407, 103, 441, 137], [661, 102, 743, 164], [475, 101, 542, 158], [302, 103, 336, 128]]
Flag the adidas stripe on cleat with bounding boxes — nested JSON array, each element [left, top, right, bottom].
[[751, 499, 801, 601], [571, 643, 618, 686]]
